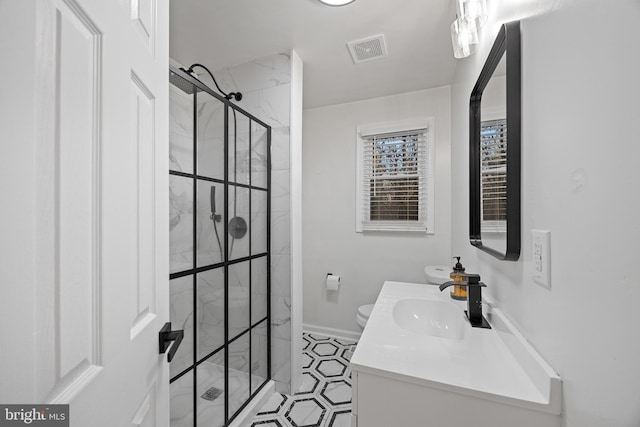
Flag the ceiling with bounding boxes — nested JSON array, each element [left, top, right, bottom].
[[170, 0, 458, 109]]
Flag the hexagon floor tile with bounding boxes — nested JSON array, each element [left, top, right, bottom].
[[251, 332, 358, 427], [320, 380, 352, 406], [316, 359, 347, 379]]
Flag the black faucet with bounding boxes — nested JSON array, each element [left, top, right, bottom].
[[439, 273, 491, 329]]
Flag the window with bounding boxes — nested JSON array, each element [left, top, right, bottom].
[[356, 119, 434, 233], [480, 118, 507, 231]]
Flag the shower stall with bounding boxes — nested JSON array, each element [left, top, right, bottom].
[[168, 65, 271, 426]]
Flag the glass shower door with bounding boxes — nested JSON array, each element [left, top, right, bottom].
[[226, 109, 271, 418], [169, 66, 270, 427], [194, 88, 227, 426]]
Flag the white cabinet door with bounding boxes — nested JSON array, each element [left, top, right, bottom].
[[0, 0, 170, 425]]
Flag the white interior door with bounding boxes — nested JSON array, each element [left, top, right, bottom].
[[0, 0, 170, 426]]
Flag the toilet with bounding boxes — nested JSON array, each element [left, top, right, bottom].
[[423, 265, 451, 287], [356, 304, 374, 330], [356, 265, 451, 330]]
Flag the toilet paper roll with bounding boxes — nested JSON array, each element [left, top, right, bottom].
[[326, 274, 340, 291]]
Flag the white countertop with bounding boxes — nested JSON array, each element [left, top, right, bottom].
[[350, 281, 562, 414]]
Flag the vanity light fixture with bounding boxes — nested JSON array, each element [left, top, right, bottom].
[[451, 16, 479, 58], [456, 0, 488, 28], [318, 0, 356, 6], [450, 0, 487, 58]]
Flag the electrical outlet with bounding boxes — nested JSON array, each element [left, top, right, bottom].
[[531, 230, 551, 289]]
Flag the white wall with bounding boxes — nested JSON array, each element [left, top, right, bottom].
[[302, 87, 451, 334], [450, 1, 640, 426]]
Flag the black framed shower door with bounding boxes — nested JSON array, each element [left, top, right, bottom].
[[168, 65, 271, 427]]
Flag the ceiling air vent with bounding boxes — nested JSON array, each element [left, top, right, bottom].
[[347, 34, 387, 64]]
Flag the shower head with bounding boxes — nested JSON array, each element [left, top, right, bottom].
[[169, 70, 200, 95]]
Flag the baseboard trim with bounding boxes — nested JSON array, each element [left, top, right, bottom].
[[303, 323, 361, 341]]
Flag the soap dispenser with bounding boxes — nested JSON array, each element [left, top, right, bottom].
[[450, 257, 467, 301]]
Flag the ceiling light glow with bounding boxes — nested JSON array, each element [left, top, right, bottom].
[[318, 0, 356, 6]]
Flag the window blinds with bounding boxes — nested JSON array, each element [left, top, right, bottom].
[[480, 119, 507, 227], [360, 128, 428, 231]]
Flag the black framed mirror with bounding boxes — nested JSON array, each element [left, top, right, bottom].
[[469, 20, 521, 260]]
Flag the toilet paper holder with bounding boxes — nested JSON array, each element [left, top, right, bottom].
[[326, 273, 341, 291]]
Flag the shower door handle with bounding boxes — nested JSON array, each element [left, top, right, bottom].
[[159, 322, 184, 362]]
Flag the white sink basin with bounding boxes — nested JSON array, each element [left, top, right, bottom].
[[392, 298, 465, 340], [352, 282, 563, 418]]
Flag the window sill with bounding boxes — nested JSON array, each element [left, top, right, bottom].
[[358, 222, 433, 234]]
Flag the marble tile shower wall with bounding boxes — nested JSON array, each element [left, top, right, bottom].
[[214, 53, 293, 394]]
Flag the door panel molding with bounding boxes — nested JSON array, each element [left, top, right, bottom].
[[34, 0, 104, 402]]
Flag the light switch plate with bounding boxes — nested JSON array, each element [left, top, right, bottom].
[[531, 230, 551, 289]]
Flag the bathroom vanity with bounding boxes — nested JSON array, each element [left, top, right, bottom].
[[350, 281, 562, 427]]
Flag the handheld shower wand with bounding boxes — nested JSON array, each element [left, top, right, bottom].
[[210, 186, 223, 261], [210, 186, 221, 223]]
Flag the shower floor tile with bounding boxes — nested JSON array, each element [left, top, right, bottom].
[[251, 332, 357, 427]]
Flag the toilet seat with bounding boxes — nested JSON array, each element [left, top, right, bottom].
[[356, 304, 374, 329], [424, 265, 451, 285]]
